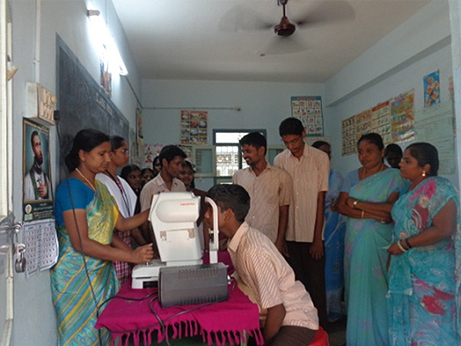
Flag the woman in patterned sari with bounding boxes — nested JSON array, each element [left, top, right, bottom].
[[312, 140, 346, 322], [387, 142, 460, 346], [337, 133, 408, 346], [51, 129, 154, 346]]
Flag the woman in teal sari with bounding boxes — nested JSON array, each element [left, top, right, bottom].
[[387, 142, 460, 345], [337, 133, 408, 346], [52, 129, 154, 346]]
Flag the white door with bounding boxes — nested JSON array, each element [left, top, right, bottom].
[[0, 0, 15, 345]]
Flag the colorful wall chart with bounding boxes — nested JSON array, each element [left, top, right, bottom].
[[180, 110, 208, 145], [291, 96, 324, 136]]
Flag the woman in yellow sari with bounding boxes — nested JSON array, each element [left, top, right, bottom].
[[51, 129, 154, 346]]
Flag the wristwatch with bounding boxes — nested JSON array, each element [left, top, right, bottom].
[[352, 200, 359, 208]]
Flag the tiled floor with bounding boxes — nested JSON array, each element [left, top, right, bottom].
[[327, 316, 347, 346]]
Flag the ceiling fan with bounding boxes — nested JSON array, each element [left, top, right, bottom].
[[218, 0, 355, 55], [274, 0, 296, 37]]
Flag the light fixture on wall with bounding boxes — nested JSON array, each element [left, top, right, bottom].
[[87, 5, 128, 76]]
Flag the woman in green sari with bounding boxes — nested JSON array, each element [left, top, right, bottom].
[[51, 129, 154, 346], [337, 133, 408, 346]]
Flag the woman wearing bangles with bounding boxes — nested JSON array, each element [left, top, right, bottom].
[[387, 142, 460, 346], [337, 133, 408, 346]]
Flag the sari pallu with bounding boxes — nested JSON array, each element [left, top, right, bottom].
[[51, 180, 120, 346], [324, 169, 346, 322], [387, 177, 461, 346], [344, 168, 408, 346]]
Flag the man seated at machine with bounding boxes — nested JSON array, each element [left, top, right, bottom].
[[205, 184, 319, 346]]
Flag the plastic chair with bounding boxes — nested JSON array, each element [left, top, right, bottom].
[[309, 327, 329, 346]]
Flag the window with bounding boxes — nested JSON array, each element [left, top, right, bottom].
[[213, 129, 266, 183]]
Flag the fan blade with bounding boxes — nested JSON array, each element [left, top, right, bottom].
[[259, 35, 308, 56], [218, 4, 273, 32], [295, 0, 355, 28]]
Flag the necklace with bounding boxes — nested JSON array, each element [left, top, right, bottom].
[[360, 163, 385, 180], [75, 168, 96, 191]]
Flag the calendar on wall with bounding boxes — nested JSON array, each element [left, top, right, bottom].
[[291, 96, 324, 136], [23, 219, 58, 276]]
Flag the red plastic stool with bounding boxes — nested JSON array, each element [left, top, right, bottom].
[[309, 327, 329, 346]]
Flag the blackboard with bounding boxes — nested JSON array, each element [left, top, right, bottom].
[[57, 36, 129, 182]]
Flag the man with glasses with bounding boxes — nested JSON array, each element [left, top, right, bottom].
[[274, 117, 330, 331]]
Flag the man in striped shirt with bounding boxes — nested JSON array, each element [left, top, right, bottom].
[[206, 184, 319, 346], [274, 117, 330, 330], [232, 132, 292, 254]]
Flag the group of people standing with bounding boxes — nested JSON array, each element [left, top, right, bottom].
[[335, 134, 460, 346], [230, 119, 460, 346], [50, 119, 460, 346]]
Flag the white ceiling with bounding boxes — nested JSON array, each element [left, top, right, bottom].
[[112, 0, 431, 83]]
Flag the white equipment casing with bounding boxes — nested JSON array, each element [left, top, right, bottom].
[[132, 191, 210, 289]]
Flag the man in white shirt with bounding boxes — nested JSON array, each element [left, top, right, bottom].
[[24, 130, 50, 201], [274, 117, 330, 330], [139, 145, 187, 245], [232, 132, 292, 254]]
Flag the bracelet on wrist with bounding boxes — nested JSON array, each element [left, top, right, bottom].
[[404, 238, 412, 249], [396, 240, 408, 253], [361, 210, 365, 218]]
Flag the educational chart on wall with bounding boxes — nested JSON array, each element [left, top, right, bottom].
[[342, 115, 356, 156], [180, 110, 208, 145], [22, 119, 54, 221], [342, 90, 414, 156], [424, 70, 440, 108], [57, 36, 129, 183], [390, 90, 414, 143], [415, 101, 455, 175], [291, 96, 324, 136]]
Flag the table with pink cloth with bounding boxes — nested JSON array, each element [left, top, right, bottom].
[[96, 252, 263, 346]]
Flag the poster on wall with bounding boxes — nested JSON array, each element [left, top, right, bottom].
[[354, 109, 372, 140], [370, 101, 391, 144], [291, 96, 324, 136], [144, 143, 164, 169], [23, 119, 54, 221], [424, 70, 440, 108], [180, 110, 208, 145], [342, 115, 356, 155], [99, 48, 112, 97], [390, 90, 415, 143]]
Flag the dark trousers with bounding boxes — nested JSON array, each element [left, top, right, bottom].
[[286, 241, 329, 331], [248, 326, 316, 346]]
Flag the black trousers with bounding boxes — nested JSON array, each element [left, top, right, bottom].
[[248, 326, 316, 346], [286, 241, 329, 331]]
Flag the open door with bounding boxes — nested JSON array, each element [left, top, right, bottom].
[[0, 1, 16, 345]]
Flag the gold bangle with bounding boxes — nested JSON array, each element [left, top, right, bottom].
[[361, 210, 364, 218]]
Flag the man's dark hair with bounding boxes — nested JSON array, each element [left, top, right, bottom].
[[279, 117, 304, 137], [159, 145, 187, 166], [30, 130, 40, 147], [385, 143, 403, 156], [312, 140, 330, 149], [207, 184, 250, 223], [239, 132, 267, 155]]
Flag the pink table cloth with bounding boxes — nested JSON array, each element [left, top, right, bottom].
[[96, 255, 263, 346]]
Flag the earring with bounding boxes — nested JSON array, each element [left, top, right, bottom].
[[422, 171, 426, 177]]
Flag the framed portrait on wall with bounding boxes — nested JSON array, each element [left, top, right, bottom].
[[23, 119, 53, 221]]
